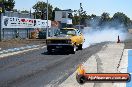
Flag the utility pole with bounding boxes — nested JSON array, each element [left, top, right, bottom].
[[46, 0, 48, 39], [0, 1, 4, 41], [79, 3, 83, 30], [0, 12, 1, 41]]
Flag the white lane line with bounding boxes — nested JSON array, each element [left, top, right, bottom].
[[0, 45, 40, 54], [0, 46, 46, 58]]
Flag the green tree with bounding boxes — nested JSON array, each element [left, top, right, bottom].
[[72, 3, 88, 26], [33, 1, 53, 20], [0, 0, 3, 3], [72, 16, 80, 25], [101, 12, 110, 21], [3, 0, 15, 11], [80, 11, 88, 26], [54, 7, 61, 11], [21, 10, 29, 13], [112, 12, 131, 27], [99, 12, 110, 26], [13, 9, 17, 12], [72, 10, 79, 25], [91, 14, 96, 18]]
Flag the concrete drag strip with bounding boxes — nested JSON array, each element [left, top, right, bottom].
[[114, 49, 128, 87], [59, 43, 125, 87], [0, 45, 46, 58]]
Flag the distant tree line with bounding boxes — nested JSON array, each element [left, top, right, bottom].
[[72, 4, 132, 29], [2, 0, 15, 11], [32, 1, 61, 20], [80, 12, 132, 29], [2, 0, 132, 29]]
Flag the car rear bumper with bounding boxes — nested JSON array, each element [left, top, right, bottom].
[[47, 44, 73, 52]]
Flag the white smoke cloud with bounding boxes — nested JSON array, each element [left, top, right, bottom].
[[82, 27, 127, 48]]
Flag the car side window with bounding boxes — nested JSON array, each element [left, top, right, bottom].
[[75, 30, 78, 36], [76, 29, 81, 36]]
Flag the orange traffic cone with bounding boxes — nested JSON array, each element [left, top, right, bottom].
[[117, 35, 120, 43]]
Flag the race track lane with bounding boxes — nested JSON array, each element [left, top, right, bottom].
[[0, 43, 106, 87]]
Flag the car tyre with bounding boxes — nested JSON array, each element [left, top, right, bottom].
[[78, 44, 83, 50], [47, 49, 52, 54], [71, 45, 76, 54]]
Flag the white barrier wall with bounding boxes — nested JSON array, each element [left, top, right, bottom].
[[2, 16, 51, 29]]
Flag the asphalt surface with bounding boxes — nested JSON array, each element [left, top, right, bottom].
[[0, 43, 106, 87], [0, 39, 46, 50], [125, 42, 132, 49]]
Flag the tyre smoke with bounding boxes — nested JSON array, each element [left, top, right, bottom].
[[82, 27, 127, 48]]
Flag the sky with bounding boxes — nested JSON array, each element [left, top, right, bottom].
[[14, 0, 132, 19]]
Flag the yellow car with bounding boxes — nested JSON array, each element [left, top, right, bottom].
[[46, 28, 85, 54]]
